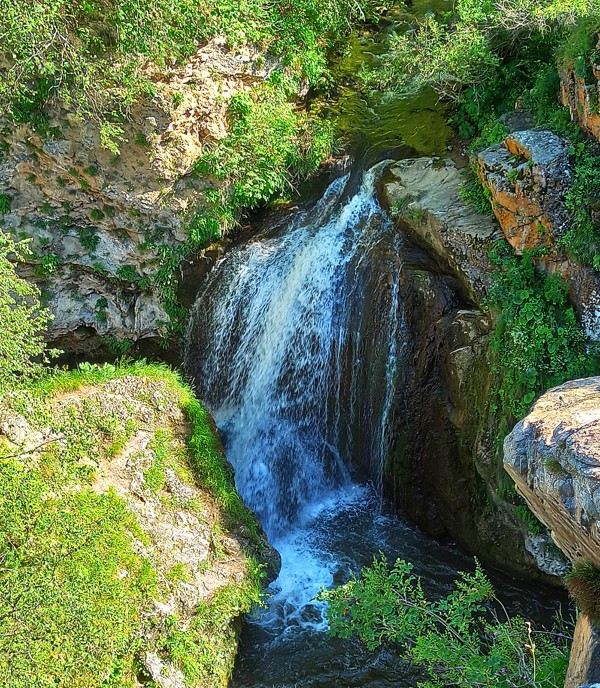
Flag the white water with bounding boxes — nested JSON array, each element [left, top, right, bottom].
[[184, 163, 566, 686], [186, 163, 405, 633]]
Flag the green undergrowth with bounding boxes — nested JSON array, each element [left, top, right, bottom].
[[0, 0, 369, 135], [154, 81, 335, 332], [0, 360, 266, 687], [487, 246, 599, 423], [322, 556, 571, 687]]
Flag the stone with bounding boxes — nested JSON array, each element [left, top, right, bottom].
[[478, 130, 600, 342], [564, 614, 600, 688], [560, 37, 600, 144], [380, 159, 553, 580], [0, 37, 280, 354], [504, 377, 600, 569], [144, 652, 186, 688], [478, 130, 572, 252], [382, 157, 503, 303]]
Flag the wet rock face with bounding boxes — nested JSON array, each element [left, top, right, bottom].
[[380, 158, 553, 580], [504, 377, 600, 569], [478, 130, 572, 252], [381, 158, 502, 302], [0, 37, 274, 354]]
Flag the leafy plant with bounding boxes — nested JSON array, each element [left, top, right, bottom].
[[0, 234, 56, 384], [0, 194, 11, 215], [36, 252, 60, 276], [322, 556, 571, 687], [77, 225, 100, 251], [487, 246, 599, 420]]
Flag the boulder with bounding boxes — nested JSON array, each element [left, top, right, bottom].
[[380, 159, 557, 580], [382, 157, 502, 303], [504, 377, 600, 569], [478, 131, 600, 342], [478, 130, 572, 252], [560, 36, 600, 144], [565, 614, 600, 688]]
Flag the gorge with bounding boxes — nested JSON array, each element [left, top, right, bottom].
[[3, 1, 600, 686]]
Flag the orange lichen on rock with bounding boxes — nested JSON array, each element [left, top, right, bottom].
[[478, 130, 572, 254]]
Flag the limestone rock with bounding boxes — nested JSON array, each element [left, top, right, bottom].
[[382, 157, 502, 303], [565, 614, 600, 688], [381, 158, 551, 580], [478, 130, 572, 252], [478, 131, 600, 342], [144, 652, 186, 688], [0, 37, 277, 353], [504, 377, 600, 568]]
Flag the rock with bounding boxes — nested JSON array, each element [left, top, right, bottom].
[[478, 130, 572, 252], [565, 614, 600, 688], [504, 377, 600, 568], [560, 38, 600, 144], [380, 159, 553, 580], [144, 652, 186, 688], [478, 131, 600, 342], [0, 37, 279, 354], [382, 157, 502, 303]]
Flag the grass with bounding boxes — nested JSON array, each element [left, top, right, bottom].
[[0, 360, 266, 687], [565, 559, 600, 623]]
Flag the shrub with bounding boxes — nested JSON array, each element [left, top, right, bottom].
[[0, 233, 55, 384], [321, 556, 570, 687], [0, 0, 370, 134], [487, 246, 599, 420]]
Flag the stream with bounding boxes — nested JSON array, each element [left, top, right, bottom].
[[184, 2, 566, 685]]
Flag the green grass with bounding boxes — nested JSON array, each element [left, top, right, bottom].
[[0, 361, 266, 687]]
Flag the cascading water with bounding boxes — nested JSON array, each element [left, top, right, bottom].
[[186, 161, 402, 539], [185, 163, 562, 687]]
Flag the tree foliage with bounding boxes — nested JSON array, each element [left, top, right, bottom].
[[363, 0, 600, 98], [0, 0, 369, 131], [321, 556, 570, 688], [0, 234, 53, 385]]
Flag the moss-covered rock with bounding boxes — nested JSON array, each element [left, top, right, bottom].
[[0, 360, 277, 688]]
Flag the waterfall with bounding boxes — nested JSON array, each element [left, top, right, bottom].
[[185, 162, 405, 637], [186, 162, 403, 532]]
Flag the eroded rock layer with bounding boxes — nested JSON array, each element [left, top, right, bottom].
[[0, 38, 273, 354], [504, 377, 600, 568]]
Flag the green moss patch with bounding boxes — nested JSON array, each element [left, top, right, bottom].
[[0, 361, 267, 687]]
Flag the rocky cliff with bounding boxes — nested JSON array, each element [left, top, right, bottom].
[[0, 38, 274, 356], [379, 158, 562, 579], [504, 378, 600, 687]]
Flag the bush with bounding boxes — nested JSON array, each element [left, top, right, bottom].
[[362, 0, 599, 100], [0, 0, 370, 134], [487, 246, 599, 420], [322, 556, 570, 687], [0, 234, 55, 384]]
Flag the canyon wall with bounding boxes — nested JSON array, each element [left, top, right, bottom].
[[0, 38, 274, 356]]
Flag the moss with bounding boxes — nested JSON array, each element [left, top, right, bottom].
[[565, 559, 600, 623], [0, 361, 267, 687]]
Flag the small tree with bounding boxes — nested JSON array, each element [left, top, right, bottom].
[[0, 233, 54, 384], [321, 556, 570, 687]]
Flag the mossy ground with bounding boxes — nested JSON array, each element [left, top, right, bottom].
[[0, 360, 269, 687]]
